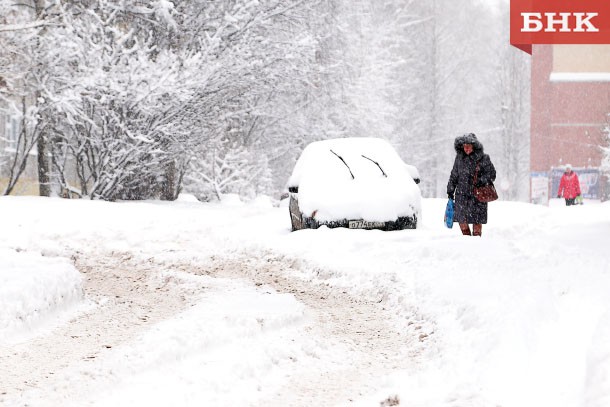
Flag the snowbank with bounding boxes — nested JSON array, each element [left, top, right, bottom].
[[0, 248, 84, 342]]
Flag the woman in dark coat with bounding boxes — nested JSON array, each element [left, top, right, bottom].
[[447, 133, 496, 236]]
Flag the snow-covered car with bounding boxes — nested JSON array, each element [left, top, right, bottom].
[[286, 137, 421, 231]]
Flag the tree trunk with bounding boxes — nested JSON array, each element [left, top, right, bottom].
[[160, 160, 177, 201], [37, 132, 50, 196], [35, 0, 51, 197]]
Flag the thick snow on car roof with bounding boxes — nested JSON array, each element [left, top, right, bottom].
[[287, 137, 421, 222]]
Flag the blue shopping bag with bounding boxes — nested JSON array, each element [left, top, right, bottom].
[[444, 199, 454, 229]]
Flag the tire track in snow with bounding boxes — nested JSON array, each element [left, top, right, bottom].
[[204, 254, 427, 406], [1, 250, 429, 407], [0, 251, 208, 405]]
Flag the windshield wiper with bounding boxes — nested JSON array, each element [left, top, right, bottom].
[[330, 149, 354, 179], [361, 155, 387, 177]]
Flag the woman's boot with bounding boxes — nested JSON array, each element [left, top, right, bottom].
[[459, 223, 471, 236], [473, 224, 482, 236]]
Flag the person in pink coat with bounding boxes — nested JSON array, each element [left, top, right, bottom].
[[557, 164, 581, 206]]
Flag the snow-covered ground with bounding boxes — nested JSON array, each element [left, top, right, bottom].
[[1, 194, 609, 407]]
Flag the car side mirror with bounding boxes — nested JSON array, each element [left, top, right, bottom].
[[413, 178, 420, 185]]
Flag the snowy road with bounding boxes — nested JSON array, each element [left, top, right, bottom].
[[1, 249, 419, 407], [3, 197, 610, 407]]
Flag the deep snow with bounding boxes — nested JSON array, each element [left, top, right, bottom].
[[1, 195, 609, 407]]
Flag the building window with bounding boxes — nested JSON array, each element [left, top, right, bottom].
[[4, 115, 20, 151]]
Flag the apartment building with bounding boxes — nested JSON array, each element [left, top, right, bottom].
[[530, 44, 610, 203]]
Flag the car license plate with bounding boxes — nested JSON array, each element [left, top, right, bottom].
[[348, 220, 385, 229]]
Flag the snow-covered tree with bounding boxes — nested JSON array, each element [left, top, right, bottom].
[[321, 0, 503, 198], [478, 1, 531, 202], [0, 0, 65, 196], [176, 0, 344, 198], [408, 0, 500, 198], [0, 0, 531, 202], [492, 49, 531, 201]]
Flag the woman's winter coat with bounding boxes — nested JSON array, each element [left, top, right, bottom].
[[557, 171, 581, 199], [446, 133, 496, 224]]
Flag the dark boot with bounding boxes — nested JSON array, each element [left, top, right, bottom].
[[473, 224, 482, 236], [459, 223, 471, 236]]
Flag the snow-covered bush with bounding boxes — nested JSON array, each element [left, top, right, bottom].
[[184, 140, 272, 202], [1, 0, 337, 201]]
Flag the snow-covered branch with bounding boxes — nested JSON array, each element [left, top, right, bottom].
[[0, 20, 59, 32]]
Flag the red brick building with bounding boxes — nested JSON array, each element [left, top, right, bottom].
[[530, 45, 610, 203]]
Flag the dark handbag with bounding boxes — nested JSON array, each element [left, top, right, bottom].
[[474, 184, 498, 202], [473, 161, 498, 203]]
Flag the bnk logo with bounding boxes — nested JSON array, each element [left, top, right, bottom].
[[510, 0, 610, 53], [521, 12, 599, 32]]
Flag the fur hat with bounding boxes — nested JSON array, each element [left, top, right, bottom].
[[454, 133, 483, 154]]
